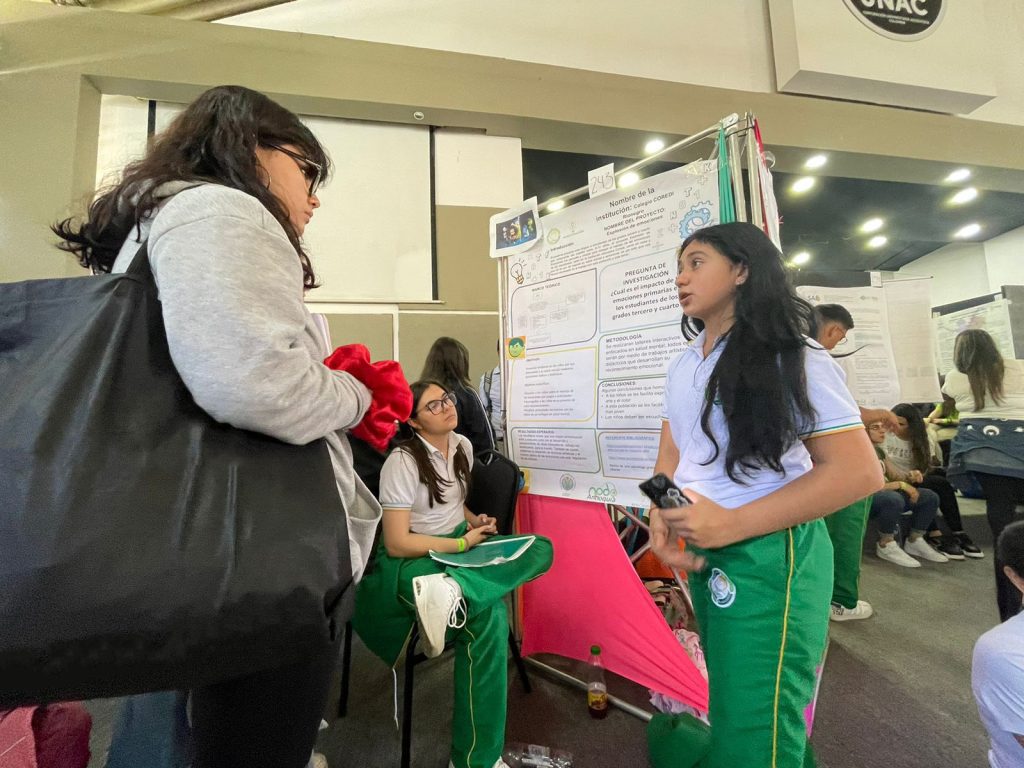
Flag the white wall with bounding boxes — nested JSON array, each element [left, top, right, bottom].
[[898, 242, 990, 307], [222, 0, 1024, 127], [984, 225, 1024, 292], [899, 224, 1024, 305]]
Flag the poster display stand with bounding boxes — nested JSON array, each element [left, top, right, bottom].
[[489, 113, 781, 719]]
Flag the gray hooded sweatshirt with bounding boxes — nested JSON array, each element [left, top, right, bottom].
[[111, 182, 382, 581]]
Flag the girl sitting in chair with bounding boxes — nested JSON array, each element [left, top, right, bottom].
[[353, 379, 553, 768]]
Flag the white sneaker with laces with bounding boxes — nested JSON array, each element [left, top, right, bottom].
[[876, 540, 921, 568], [412, 573, 466, 658], [830, 600, 873, 621], [904, 535, 950, 563]]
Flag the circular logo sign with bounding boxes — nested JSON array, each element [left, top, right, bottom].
[[842, 0, 946, 41]]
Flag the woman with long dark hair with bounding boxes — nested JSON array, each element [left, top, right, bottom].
[[421, 337, 495, 455], [55, 85, 381, 768], [885, 403, 982, 559], [943, 329, 1024, 620], [650, 223, 882, 767], [353, 380, 552, 768]]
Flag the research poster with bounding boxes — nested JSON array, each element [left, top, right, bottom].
[[934, 299, 1015, 376], [798, 279, 940, 409], [504, 161, 719, 507]]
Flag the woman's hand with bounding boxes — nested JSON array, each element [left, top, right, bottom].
[[659, 489, 745, 549], [907, 470, 924, 484], [467, 512, 496, 530], [463, 524, 496, 549], [649, 507, 706, 572], [903, 483, 920, 504]]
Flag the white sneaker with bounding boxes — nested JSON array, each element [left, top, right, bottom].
[[830, 600, 873, 621], [904, 536, 950, 563], [876, 540, 921, 568], [412, 573, 466, 658]]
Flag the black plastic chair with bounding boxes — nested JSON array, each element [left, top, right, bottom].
[[337, 451, 532, 768]]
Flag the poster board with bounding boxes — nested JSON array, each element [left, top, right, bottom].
[[798, 278, 940, 408], [503, 161, 719, 507], [934, 299, 1015, 376]]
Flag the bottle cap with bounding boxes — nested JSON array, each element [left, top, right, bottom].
[[591, 644, 601, 655]]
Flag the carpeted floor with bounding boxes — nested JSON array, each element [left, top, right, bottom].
[[83, 499, 1009, 767]]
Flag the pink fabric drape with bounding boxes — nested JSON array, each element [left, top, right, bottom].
[[518, 494, 709, 712]]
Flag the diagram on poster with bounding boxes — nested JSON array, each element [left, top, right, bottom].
[[505, 161, 719, 507]]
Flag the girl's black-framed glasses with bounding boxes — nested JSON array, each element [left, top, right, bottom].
[[266, 143, 324, 197], [417, 392, 457, 416]]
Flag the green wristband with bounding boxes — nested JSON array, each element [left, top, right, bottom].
[[457, 537, 466, 553]]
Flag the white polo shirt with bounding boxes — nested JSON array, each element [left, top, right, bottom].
[[661, 332, 862, 509], [379, 432, 473, 535], [973, 611, 1024, 768]]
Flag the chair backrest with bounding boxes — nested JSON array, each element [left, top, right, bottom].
[[467, 450, 521, 535]]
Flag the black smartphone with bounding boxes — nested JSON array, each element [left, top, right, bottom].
[[638, 473, 690, 508]]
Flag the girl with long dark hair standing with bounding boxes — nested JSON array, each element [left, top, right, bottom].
[[54, 85, 381, 768], [353, 380, 552, 768], [943, 329, 1024, 620], [650, 223, 882, 767]]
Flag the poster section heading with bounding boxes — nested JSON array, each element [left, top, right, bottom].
[[505, 162, 719, 507]]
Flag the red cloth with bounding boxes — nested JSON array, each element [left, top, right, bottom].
[[0, 704, 92, 768], [323, 344, 413, 452]]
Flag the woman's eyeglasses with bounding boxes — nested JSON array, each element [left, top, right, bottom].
[[418, 392, 457, 416], [266, 143, 323, 197]]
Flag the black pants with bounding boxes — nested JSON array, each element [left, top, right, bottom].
[[975, 472, 1024, 623], [921, 469, 965, 533], [189, 638, 338, 768]]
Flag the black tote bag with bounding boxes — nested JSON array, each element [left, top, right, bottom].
[[0, 246, 353, 707]]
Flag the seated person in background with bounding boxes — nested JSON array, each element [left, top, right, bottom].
[[353, 380, 553, 768], [867, 422, 949, 567], [973, 520, 1024, 767], [886, 403, 983, 559]]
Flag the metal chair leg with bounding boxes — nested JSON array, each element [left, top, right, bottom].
[[401, 632, 417, 768], [337, 621, 353, 719], [508, 630, 532, 694]]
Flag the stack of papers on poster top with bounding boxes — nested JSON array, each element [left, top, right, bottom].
[[429, 536, 536, 568]]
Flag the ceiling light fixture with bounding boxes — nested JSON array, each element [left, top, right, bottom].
[[619, 171, 640, 188], [860, 217, 884, 233], [546, 200, 565, 213], [945, 168, 971, 183], [804, 154, 828, 170], [868, 235, 888, 248], [954, 223, 982, 239], [950, 187, 979, 205], [791, 177, 815, 194], [644, 138, 665, 155], [791, 251, 811, 265]]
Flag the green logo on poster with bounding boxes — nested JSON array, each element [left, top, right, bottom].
[[586, 482, 617, 502]]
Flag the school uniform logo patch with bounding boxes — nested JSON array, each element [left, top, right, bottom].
[[708, 568, 736, 608]]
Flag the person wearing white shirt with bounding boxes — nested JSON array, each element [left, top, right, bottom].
[[973, 520, 1024, 767]]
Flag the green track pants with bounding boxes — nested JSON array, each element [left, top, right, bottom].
[[378, 534, 553, 768], [689, 520, 833, 768], [822, 497, 871, 610]]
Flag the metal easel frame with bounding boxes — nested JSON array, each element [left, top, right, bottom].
[[495, 112, 772, 719]]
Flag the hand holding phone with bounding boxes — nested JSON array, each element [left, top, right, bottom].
[[639, 473, 690, 508]]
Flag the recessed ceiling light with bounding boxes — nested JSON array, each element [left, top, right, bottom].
[[791, 177, 815, 194], [546, 200, 565, 213], [945, 168, 971, 183], [868, 235, 888, 248], [860, 217, 884, 233], [791, 251, 811, 265], [619, 171, 640, 188], [644, 138, 665, 155], [950, 187, 979, 205], [804, 154, 828, 170], [954, 223, 982, 239]]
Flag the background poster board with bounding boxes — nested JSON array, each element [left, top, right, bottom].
[[934, 299, 1015, 376], [798, 279, 940, 408], [504, 161, 719, 507]]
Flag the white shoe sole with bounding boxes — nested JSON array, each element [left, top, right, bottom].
[[877, 548, 921, 568]]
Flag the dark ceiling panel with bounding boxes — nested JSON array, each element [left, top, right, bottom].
[[522, 148, 1024, 274]]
